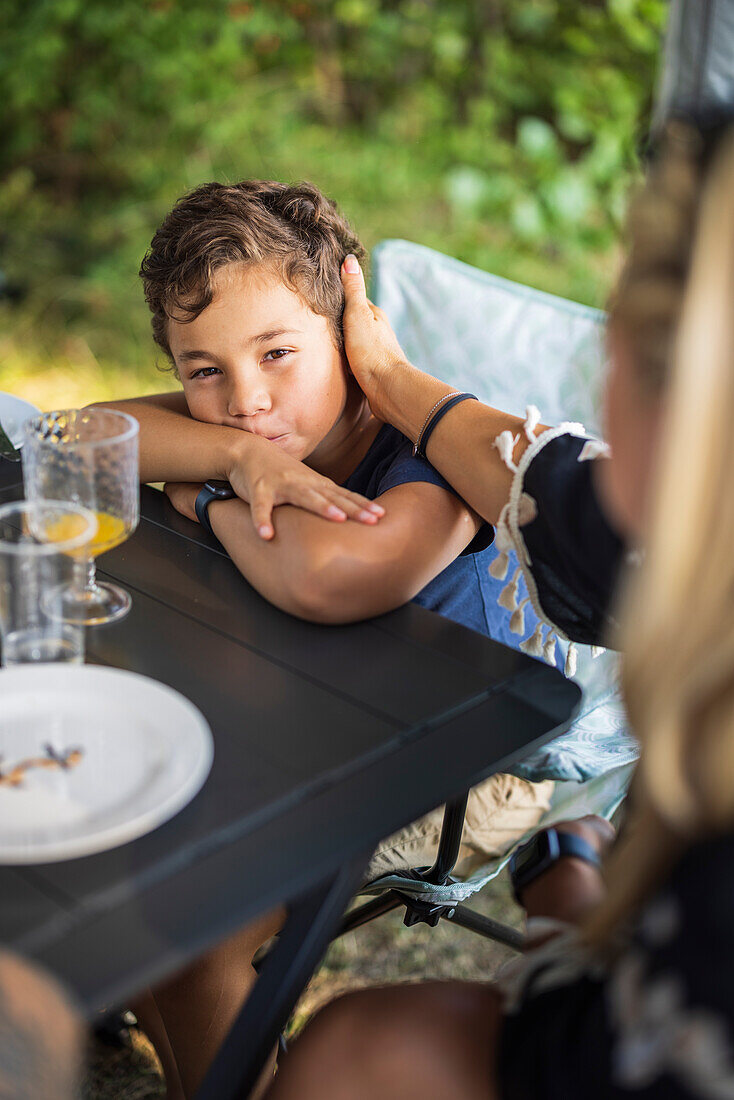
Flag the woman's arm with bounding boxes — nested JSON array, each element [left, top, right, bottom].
[[164, 479, 481, 623], [339, 258, 552, 527], [94, 394, 384, 537]]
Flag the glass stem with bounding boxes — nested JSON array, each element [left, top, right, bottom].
[[74, 555, 97, 598]]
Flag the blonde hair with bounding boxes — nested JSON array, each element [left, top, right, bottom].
[[588, 122, 734, 943]]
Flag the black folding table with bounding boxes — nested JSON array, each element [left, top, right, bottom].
[[0, 459, 579, 1098]]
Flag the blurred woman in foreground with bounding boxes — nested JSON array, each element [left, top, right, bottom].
[[269, 111, 734, 1099]]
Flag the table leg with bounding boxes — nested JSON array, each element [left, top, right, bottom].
[[195, 851, 371, 1100]]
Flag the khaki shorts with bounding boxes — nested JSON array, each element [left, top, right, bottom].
[[366, 774, 554, 883]]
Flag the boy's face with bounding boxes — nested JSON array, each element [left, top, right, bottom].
[[168, 263, 350, 462]]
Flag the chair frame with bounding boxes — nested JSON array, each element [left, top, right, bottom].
[[335, 791, 525, 952]]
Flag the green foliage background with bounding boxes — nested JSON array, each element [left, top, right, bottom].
[[0, 0, 667, 406]]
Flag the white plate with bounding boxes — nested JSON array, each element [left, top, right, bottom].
[[0, 392, 41, 447], [0, 666, 213, 863]]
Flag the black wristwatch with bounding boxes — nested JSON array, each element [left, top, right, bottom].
[[195, 479, 236, 535], [509, 827, 601, 904]]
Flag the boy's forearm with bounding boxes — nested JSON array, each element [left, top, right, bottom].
[[95, 397, 248, 484], [208, 497, 415, 623], [207, 487, 471, 624], [208, 497, 321, 619]]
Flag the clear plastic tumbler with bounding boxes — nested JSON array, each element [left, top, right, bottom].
[[0, 500, 97, 667]]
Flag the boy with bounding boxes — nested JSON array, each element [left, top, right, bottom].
[[103, 180, 551, 1097]]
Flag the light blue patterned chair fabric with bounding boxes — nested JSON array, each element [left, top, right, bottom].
[[370, 239, 639, 787], [358, 240, 638, 904]]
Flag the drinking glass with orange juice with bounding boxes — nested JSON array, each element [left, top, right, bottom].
[[22, 408, 139, 624]]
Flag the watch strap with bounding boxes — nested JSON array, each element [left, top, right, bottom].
[[195, 486, 215, 535], [510, 827, 601, 904], [552, 831, 601, 867], [195, 482, 234, 536]]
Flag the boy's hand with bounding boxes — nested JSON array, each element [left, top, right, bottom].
[[163, 437, 385, 540], [163, 482, 200, 523], [226, 434, 384, 540]]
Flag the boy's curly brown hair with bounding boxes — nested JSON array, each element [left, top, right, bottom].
[[139, 180, 367, 368]]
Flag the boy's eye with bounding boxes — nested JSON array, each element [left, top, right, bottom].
[[190, 366, 221, 379], [263, 348, 292, 363]]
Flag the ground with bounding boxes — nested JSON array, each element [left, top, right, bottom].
[[83, 873, 522, 1099]]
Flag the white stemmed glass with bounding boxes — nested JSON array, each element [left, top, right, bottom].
[[22, 408, 139, 625]]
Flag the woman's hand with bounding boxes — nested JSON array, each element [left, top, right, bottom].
[[225, 433, 384, 540], [520, 815, 616, 927], [340, 254, 413, 422]]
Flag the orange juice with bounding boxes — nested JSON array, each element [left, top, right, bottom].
[[87, 512, 128, 557], [44, 510, 128, 557]]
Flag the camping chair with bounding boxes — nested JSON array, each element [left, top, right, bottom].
[[335, 240, 638, 950]]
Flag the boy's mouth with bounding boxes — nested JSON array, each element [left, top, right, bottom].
[[240, 426, 290, 444]]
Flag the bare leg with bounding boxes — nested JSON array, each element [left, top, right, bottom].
[[268, 981, 502, 1100], [130, 988, 185, 1098], [133, 908, 284, 1099], [0, 951, 82, 1100]]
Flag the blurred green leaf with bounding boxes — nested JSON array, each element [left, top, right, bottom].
[[0, 0, 667, 379], [443, 166, 491, 217], [542, 170, 594, 224], [517, 117, 560, 161], [511, 194, 547, 240]]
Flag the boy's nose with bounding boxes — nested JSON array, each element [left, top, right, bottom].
[[227, 380, 272, 419]]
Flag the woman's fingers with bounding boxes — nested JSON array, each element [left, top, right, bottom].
[[340, 255, 411, 421], [341, 252, 368, 297], [341, 256, 377, 339]]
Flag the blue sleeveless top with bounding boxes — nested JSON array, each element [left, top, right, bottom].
[[342, 423, 532, 646]]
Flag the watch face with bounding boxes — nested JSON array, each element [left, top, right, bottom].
[[513, 843, 539, 874], [510, 829, 556, 891], [205, 479, 235, 498]]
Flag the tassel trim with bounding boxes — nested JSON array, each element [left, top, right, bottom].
[[498, 567, 521, 611], [524, 404, 541, 442], [519, 622, 545, 658], [510, 597, 530, 635], [579, 439, 611, 462], [488, 551, 510, 580], [494, 430, 520, 472]]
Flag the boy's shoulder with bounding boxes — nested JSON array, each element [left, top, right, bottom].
[[343, 424, 454, 501]]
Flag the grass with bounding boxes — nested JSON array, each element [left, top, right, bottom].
[[0, 320, 178, 412], [83, 873, 522, 1098]]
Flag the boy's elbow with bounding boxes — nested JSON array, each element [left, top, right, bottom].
[[280, 557, 401, 625], [280, 568, 352, 624]]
